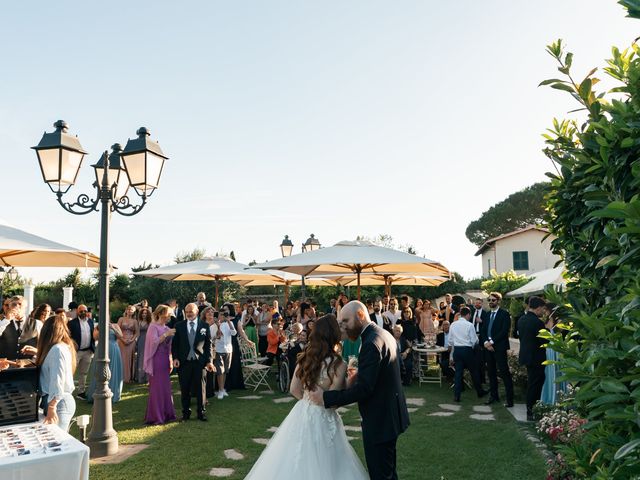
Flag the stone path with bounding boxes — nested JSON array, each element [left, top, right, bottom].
[[472, 405, 492, 413], [238, 395, 262, 400], [469, 413, 495, 421], [224, 449, 244, 460], [252, 438, 270, 445], [209, 467, 234, 477], [344, 425, 362, 432], [273, 396, 295, 404], [438, 403, 461, 412], [336, 406, 350, 413], [407, 407, 418, 413], [267, 426, 279, 433], [405, 398, 425, 407], [505, 403, 528, 422], [428, 411, 455, 417]]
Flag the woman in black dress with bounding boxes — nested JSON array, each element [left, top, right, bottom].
[[224, 302, 247, 391]]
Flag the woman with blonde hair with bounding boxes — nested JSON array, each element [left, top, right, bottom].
[[36, 315, 77, 431], [117, 304, 139, 383]]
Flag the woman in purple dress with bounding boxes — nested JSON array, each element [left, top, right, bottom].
[[144, 304, 177, 425]]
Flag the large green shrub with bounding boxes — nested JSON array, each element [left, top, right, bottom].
[[540, 24, 640, 478]]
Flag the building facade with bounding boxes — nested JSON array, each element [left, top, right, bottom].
[[475, 226, 561, 277]]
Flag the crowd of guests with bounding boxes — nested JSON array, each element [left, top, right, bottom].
[[0, 288, 562, 432]]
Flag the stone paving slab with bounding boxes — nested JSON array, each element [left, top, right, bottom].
[[267, 426, 279, 433], [470, 413, 495, 421], [224, 449, 244, 460], [346, 436, 358, 441], [505, 403, 528, 422], [407, 407, 418, 413], [438, 403, 461, 412], [209, 467, 234, 477], [253, 438, 270, 445], [473, 405, 492, 413], [238, 395, 262, 400], [405, 398, 425, 407], [336, 407, 350, 413], [344, 425, 362, 432], [428, 411, 455, 417]]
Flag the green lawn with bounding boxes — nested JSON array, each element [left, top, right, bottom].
[[72, 377, 547, 480]]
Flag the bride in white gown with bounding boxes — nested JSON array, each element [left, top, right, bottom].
[[245, 315, 368, 479]]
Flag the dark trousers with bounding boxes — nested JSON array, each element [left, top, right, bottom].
[[363, 435, 398, 480], [526, 364, 546, 414], [485, 348, 514, 403], [452, 346, 483, 399], [258, 335, 268, 357], [178, 360, 206, 417], [402, 354, 413, 386], [473, 344, 486, 384]]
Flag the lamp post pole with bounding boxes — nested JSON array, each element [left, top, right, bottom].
[[33, 121, 168, 458]]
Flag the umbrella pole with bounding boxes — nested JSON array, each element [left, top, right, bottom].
[[284, 283, 290, 304], [215, 278, 219, 309], [357, 269, 361, 301]]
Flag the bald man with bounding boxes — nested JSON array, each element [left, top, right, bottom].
[[68, 304, 95, 398], [308, 301, 409, 480]]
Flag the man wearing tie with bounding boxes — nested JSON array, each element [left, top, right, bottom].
[[0, 296, 41, 360], [172, 303, 214, 421], [470, 298, 487, 386], [480, 292, 514, 408]]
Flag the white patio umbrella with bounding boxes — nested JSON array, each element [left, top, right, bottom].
[[134, 256, 292, 308], [253, 240, 451, 300], [506, 265, 567, 297], [0, 219, 100, 268], [318, 273, 450, 296], [240, 271, 337, 303]]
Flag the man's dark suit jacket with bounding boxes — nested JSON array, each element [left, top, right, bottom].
[[370, 312, 392, 333], [324, 323, 409, 444], [479, 308, 511, 351], [517, 312, 547, 366], [68, 317, 95, 352], [171, 319, 212, 367]]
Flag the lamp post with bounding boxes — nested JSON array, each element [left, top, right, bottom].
[[279, 234, 321, 301], [33, 120, 168, 458]]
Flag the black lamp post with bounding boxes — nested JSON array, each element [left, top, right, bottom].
[[279, 234, 321, 300], [33, 120, 168, 458]]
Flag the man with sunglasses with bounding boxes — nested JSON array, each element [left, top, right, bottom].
[[68, 304, 95, 399], [480, 292, 514, 408]]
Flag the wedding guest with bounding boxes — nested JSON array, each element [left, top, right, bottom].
[[117, 305, 139, 383], [470, 298, 487, 386], [398, 308, 423, 385], [166, 299, 183, 329], [68, 304, 94, 398], [144, 304, 177, 425], [0, 297, 41, 360], [381, 294, 390, 312], [33, 303, 52, 323], [243, 304, 259, 345], [383, 297, 401, 328], [370, 299, 392, 333], [286, 325, 306, 375], [225, 303, 247, 392], [299, 302, 314, 329], [257, 304, 272, 356], [417, 300, 436, 336], [481, 292, 514, 408], [448, 307, 487, 402], [440, 293, 456, 324], [87, 320, 124, 403], [395, 324, 413, 386], [135, 306, 152, 383], [201, 307, 218, 399], [541, 303, 566, 405], [1, 298, 10, 320], [518, 296, 548, 421], [211, 304, 237, 400], [400, 295, 414, 317], [195, 292, 212, 314], [265, 320, 286, 368], [67, 301, 78, 320], [415, 299, 423, 314], [37, 315, 76, 432]]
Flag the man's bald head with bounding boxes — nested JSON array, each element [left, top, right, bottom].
[[338, 300, 370, 340]]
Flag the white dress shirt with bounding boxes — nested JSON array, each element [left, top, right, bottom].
[[40, 343, 75, 401], [79, 318, 92, 350], [383, 309, 401, 327], [210, 321, 237, 354], [472, 308, 483, 333], [448, 318, 479, 349], [0, 318, 43, 336], [373, 312, 384, 328]]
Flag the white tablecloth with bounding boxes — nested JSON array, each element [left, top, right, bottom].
[[0, 422, 89, 480]]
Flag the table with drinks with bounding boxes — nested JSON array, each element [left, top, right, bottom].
[[414, 336, 448, 386]]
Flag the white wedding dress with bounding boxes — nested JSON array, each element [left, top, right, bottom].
[[244, 360, 368, 479]]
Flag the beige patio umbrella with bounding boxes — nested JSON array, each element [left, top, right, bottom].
[[134, 256, 295, 308], [316, 273, 450, 296], [0, 219, 100, 268], [253, 240, 451, 300], [240, 271, 337, 303]]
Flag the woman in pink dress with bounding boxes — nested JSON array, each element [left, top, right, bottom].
[[144, 304, 177, 425], [117, 305, 139, 383]]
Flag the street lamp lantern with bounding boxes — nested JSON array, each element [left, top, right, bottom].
[[303, 233, 321, 252], [280, 235, 294, 258], [32, 120, 88, 194], [33, 120, 167, 458], [120, 127, 168, 197], [92, 144, 130, 201]]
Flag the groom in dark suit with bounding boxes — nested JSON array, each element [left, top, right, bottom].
[[309, 301, 410, 480], [172, 302, 214, 421]]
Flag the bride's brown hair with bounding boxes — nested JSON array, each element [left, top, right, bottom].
[[296, 314, 343, 390]]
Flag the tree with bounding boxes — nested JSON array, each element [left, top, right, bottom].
[[356, 234, 417, 254], [465, 182, 548, 246], [540, 21, 640, 477]]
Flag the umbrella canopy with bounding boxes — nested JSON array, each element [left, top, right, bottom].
[[317, 273, 449, 296], [0, 219, 100, 268], [506, 265, 567, 297], [253, 240, 451, 299], [134, 256, 291, 307]]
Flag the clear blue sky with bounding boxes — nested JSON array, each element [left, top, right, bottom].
[[2, 1, 637, 284]]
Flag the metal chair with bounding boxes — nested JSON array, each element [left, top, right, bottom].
[[239, 339, 272, 391]]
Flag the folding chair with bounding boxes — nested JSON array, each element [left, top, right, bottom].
[[239, 340, 272, 392]]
